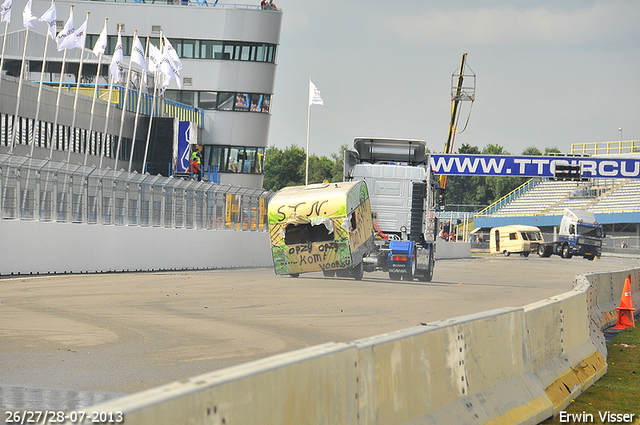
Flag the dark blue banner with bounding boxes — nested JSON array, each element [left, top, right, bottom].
[[429, 155, 640, 179]]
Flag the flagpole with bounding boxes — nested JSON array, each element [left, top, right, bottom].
[[115, 29, 137, 172], [305, 80, 311, 185], [8, 28, 31, 152], [100, 72, 114, 169], [142, 33, 161, 173], [0, 14, 9, 94], [48, 48, 66, 156], [49, 4, 73, 159], [66, 11, 89, 164], [30, 0, 55, 157], [84, 17, 107, 166], [128, 34, 148, 173], [100, 23, 121, 169]]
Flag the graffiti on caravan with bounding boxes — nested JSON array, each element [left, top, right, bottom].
[[429, 155, 640, 179]]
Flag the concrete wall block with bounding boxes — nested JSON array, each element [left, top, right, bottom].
[[0, 219, 274, 275], [75, 343, 359, 425]]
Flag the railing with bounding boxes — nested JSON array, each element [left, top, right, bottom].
[[571, 140, 640, 155], [0, 153, 271, 231], [50, 83, 205, 128], [475, 178, 539, 216]]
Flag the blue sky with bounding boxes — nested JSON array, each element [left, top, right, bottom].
[[268, 0, 640, 157]]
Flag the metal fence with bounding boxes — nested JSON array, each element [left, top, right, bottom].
[[0, 153, 272, 231]]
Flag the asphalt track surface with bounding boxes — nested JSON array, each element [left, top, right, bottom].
[[1, 254, 638, 406]]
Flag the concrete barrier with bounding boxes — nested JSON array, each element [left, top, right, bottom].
[[354, 308, 552, 425], [524, 289, 606, 417], [0, 219, 274, 275], [65, 268, 639, 425], [435, 239, 471, 259]]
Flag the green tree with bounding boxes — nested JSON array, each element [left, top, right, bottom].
[[330, 144, 349, 182], [263, 145, 306, 191], [522, 146, 542, 156], [482, 143, 510, 155], [303, 155, 335, 185], [544, 146, 561, 155]]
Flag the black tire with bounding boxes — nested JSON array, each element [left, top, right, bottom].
[[585, 254, 595, 261], [561, 244, 573, 259], [290, 273, 300, 278], [389, 272, 402, 281], [538, 244, 552, 258], [503, 250, 510, 257], [402, 247, 417, 281], [322, 270, 336, 277], [418, 249, 435, 282], [520, 251, 530, 258], [351, 263, 364, 280]]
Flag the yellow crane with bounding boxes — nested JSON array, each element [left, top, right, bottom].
[[438, 53, 476, 191]]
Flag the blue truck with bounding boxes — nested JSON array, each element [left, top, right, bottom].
[[537, 209, 604, 261]]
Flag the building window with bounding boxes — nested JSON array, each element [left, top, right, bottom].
[[218, 92, 234, 111], [203, 145, 265, 174], [90, 36, 277, 64], [165, 90, 272, 113], [198, 91, 217, 110], [235, 94, 250, 111]]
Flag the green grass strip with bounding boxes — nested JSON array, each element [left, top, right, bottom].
[[543, 324, 640, 424]]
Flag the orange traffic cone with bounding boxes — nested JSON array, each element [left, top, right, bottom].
[[612, 274, 636, 330]]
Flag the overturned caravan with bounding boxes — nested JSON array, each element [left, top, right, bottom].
[[268, 181, 375, 279]]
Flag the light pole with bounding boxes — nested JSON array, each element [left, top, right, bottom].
[[618, 127, 623, 142]]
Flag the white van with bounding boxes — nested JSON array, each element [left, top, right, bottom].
[[490, 225, 544, 257]]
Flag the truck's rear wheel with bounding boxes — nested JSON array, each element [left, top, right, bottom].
[[389, 272, 401, 281], [585, 254, 595, 261], [290, 273, 300, 278], [561, 244, 573, 259], [323, 270, 336, 277], [402, 249, 417, 281], [418, 249, 435, 282], [351, 263, 364, 280], [537, 244, 545, 257], [538, 244, 552, 257]]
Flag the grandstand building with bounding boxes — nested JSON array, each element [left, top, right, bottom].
[[473, 143, 640, 248], [0, 0, 282, 189]]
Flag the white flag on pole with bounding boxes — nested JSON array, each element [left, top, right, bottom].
[[92, 20, 107, 57], [309, 80, 323, 106], [63, 15, 87, 50], [130, 33, 147, 86], [22, 0, 38, 29], [163, 35, 182, 70], [160, 50, 181, 90], [147, 42, 163, 73], [130, 33, 146, 70], [109, 31, 123, 83], [55, 11, 74, 51], [1, 0, 12, 23], [38, 3, 56, 39]]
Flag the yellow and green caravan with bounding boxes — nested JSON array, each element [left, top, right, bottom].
[[268, 181, 375, 279]]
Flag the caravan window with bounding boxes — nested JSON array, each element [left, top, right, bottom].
[[509, 233, 517, 240], [284, 223, 334, 245]]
